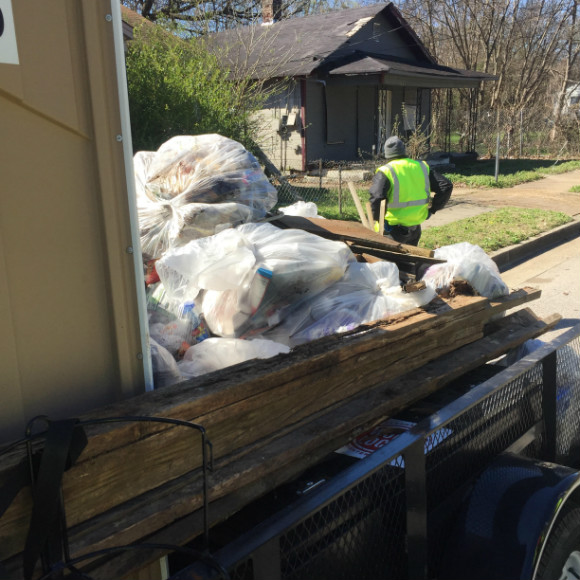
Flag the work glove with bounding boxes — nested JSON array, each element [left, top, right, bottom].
[[373, 221, 380, 233]]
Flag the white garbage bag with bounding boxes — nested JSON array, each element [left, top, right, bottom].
[[265, 261, 436, 346], [178, 337, 290, 378], [421, 242, 509, 299], [156, 222, 355, 338], [278, 201, 324, 219], [134, 135, 278, 257], [150, 338, 184, 388]]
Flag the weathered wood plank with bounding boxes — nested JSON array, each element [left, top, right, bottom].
[[61, 308, 560, 579], [0, 288, 542, 565], [347, 182, 369, 229], [276, 215, 435, 258], [346, 242, 444, 266], [0, 296, 488, 560]]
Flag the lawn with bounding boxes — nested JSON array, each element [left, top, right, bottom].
[[419, 207, 572, 252], [445, 158, 580, 188]]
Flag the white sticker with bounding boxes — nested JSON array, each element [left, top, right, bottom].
[[0, 0, 19, 65]]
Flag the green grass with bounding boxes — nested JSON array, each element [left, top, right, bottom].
[[419, 207, 572, 252], [570, 185, 580, 193], [277, 184, 362, 221], [447, 159, 580, 189]]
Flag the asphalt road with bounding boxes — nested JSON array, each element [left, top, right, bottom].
[[500, 236, 580, 343]]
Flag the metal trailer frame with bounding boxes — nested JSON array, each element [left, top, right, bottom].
[[171, 323, 580, 580]]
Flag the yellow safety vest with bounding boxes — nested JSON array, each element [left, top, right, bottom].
[[376, 159, 430, 226]]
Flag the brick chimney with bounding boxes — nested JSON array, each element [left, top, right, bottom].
[[262, 0, 282, 25]]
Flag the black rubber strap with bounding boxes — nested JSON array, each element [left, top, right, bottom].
[[22, 419, 87, 580]]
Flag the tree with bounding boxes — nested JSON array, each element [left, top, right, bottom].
[[395, 0, 580, 157], [550, 0, 580, 140], [121, 0, 352, 35], [125, 21, 267, 151]]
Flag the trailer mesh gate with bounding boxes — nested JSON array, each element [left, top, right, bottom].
[[176, 327, 580, 580]]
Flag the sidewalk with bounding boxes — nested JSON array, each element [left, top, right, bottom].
[[422, 169, 580, 269]]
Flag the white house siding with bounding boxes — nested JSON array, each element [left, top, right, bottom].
[[254, 81, 304, 171]]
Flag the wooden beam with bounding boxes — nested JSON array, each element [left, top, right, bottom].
[[379, 199, 386, 235], [0, 288, 542, 569], [276, 215, 434, 258], [347, 182, 369, 229], [59, 308, 559, 580], [346, 242, 444, 267], [365, 201, 374, 231]]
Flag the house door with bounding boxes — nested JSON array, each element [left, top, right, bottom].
[[377, 88, 392, 155]]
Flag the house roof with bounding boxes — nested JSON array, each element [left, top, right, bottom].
[[120, 5, 147, 29], [207, 3, 495, 87], [120, 6, 138, 40], [328, 52, 494, 88]]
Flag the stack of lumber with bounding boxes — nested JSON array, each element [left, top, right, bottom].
[[0, 283, 559, 578], [275, 215, 445, 277]]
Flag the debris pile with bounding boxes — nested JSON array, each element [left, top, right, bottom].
[[136, 135, 509, 388]]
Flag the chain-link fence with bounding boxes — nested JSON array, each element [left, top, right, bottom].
[[267, 101, 580, 220], [472, 108, 580, 160], [271, 160, 376, 221]]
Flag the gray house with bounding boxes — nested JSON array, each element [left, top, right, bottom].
[[209, 3, 494, 171]]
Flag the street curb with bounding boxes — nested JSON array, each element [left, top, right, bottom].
[[491, 218, 580, 271]]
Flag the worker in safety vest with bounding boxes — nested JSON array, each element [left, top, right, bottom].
[[369, 136, 453, 246]]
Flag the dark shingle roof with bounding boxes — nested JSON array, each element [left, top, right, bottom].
[[206, 3, 494, 86], [206, 3, 435, 79], [328, 52, 496, 86]]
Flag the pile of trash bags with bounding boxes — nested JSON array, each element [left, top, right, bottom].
[[134, 134, 278, 258], [137, 135, 509, 389]]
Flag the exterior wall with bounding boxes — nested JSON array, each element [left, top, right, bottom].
[[254, 80, 304, 171], [0, 0, 145, 443], [330, 12, 419, 64], [564, 84, 580, 117], [303, 80, 434, 165]]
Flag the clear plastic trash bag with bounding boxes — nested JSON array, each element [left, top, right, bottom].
[[133, 135, 278, 257], [147, 283, 210, 358], [421, 242, 509, 299], [278, 201, 324, 218], [264, 261, 436, 346], [150, 338, 184, 388], [156, 222, 355, 338], [177, 337, 290, 378]]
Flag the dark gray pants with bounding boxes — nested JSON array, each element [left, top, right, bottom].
[[387, 224, 422, 246]]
